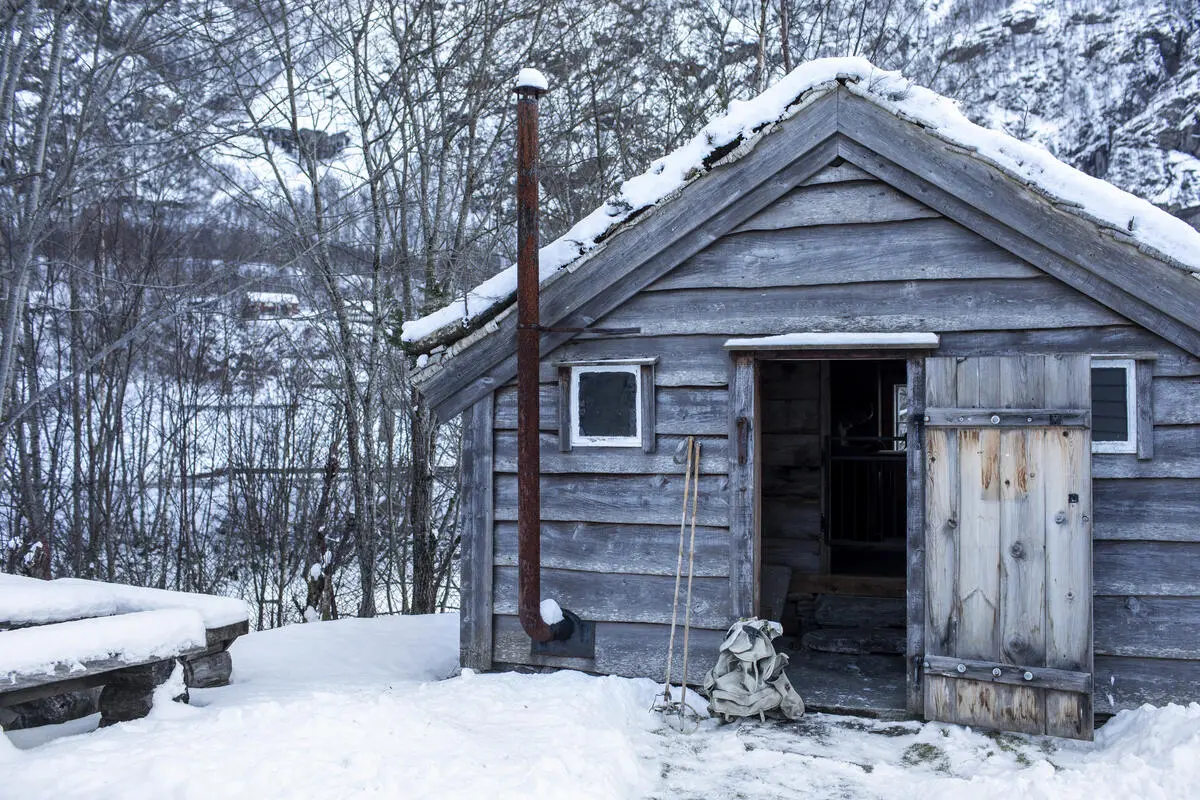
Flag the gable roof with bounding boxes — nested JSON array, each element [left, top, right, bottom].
[[404, 57, 1200, 421]]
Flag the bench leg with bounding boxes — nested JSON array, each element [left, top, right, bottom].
[[184, 651, 233, 689], [99, 660, 188, 727]]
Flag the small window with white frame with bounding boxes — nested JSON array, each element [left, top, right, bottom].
[[1091, 357, 1137, 453], [559, 359, 655, 451]]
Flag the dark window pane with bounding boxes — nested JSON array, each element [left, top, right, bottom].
[[578, 371, 637, 438], [1091, 366, 1129, 441]]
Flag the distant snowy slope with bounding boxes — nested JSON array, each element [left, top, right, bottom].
[[925, 0, 1200, 227]]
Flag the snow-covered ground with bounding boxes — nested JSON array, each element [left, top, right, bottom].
[[4, 614, 1200, 799]]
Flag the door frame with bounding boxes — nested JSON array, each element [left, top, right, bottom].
[[729, 349, 931, 716]]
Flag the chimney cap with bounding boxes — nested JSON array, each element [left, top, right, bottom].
[[514, 67, 549, 93]]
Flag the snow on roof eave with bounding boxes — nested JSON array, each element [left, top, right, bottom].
[[724, 332, 940, 350], [403, 57, 1200, 379], [401, 71, 848, 368], [407, 175, 696, 384], [837, 80, 1200, 278]]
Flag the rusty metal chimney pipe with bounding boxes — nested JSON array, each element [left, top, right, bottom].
[[514, 71, 570, 644]]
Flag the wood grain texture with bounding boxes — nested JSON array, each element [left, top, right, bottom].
[[732, 179, 940, 231], [492, 567, 731, 628], [924, 357, 959, 722], [494, 432, 728, 475], [1094, 540, 1200, 595], [1095, 596, 1200, 659], [598, 278, 1124, 337], [1094, 655, 1200, 714], [953, 359, 1017, 732], [494, 385, 728, 435], [557, 367, 571, 452], [936, 329, 1200, 377], [1092, 454, 1200, 479], [800, 162, 875, 185], [491, 616, 727, 681], [653, 218, 1039, 292], [1154, 377, 1200, 424], [729, 354, 757, 620], [183, 651, 233, 689], [1042, 355, 1094, 739], [999, 429, 1047, 722], [922, 354, 1093, 738], [1136, 359, 1154, 460], [641, 363, 656, 453], [541, 335, 730, 387], [494, 473, 729, 527], [492, 520, 730, 578], [458, 394, 494, 671], [1093, 478, 1200, 541], [837, 97, 1200, 357], [906, 357, 927, 715], [955, 428, 1002, 661], [923, 656, 1090, 693]]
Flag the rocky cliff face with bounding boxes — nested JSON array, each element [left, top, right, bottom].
[[923, 0, 1200, 227]]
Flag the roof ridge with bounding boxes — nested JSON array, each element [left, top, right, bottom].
[[402, 57, 1200, 363]]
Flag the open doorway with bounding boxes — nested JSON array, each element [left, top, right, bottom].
[[758, 358, 909, 715]]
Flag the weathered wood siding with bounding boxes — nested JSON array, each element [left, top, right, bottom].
[[474, 166, 1200, 713]]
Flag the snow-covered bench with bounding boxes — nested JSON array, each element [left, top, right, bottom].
[[0, 575, 249, 728]]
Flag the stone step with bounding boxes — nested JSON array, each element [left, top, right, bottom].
[[801, 627, 906, 656], [814, 594, 906, 629]]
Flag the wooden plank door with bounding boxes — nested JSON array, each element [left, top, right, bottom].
[[922, 355, 1093, 740]]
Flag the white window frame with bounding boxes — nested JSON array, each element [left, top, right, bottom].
[[1091, 357, 1137, 454], [569, 363, 642, 448]]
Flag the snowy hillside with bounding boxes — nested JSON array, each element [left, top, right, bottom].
[[924, 0, 1200, 227], [5, 614, 1200, 799]]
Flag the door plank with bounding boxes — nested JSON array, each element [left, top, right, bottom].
[[953, 356, 1008, 730], [923, 357, 960, 722], [1043, 354, 1094, 739], [997, 355, 1048, 734], [955, 429, 1001, 661]]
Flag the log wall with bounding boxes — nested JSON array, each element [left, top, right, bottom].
[[461, 164, 1200, 713]]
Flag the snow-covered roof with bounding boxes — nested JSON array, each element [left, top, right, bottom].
[[401, 56, 1200, 360]]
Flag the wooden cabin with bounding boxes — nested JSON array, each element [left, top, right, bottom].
[[404, 62, 1200, 741], [243, 291, 301, 319]]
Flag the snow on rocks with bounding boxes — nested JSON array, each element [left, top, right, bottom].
[[0, 573, 249, 629], [402, 56, 1200, 359], [0, 609, 206, 679]]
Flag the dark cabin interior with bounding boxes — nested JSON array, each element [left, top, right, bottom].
[[758, 358, 909, 714]]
